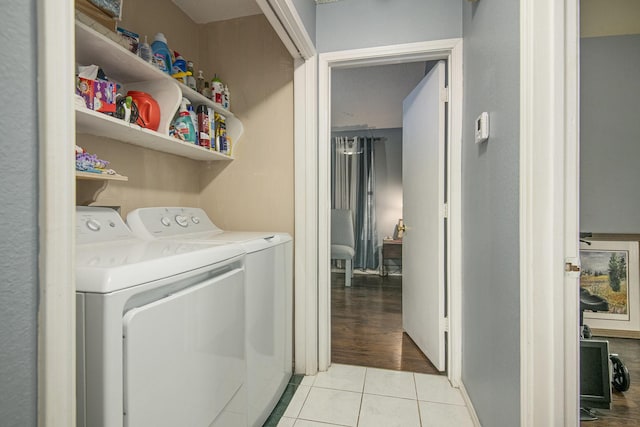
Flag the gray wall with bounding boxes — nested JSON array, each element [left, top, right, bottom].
[[0, 0, 39, 426], [332, 128, 403, 247], [292, 0, 316, 47], [580, 35, 640, 233], [316, 0, 461, 53], [331, 62, 426, 130], [462, 1, 520, 426]]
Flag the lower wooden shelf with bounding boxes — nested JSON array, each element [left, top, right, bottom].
[[76, 107, 234, 161], [76, 171, 129, 181]]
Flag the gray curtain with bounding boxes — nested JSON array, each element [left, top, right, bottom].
[[331, 136, 379, 270]]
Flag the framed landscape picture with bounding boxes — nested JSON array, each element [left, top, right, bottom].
[[579, 240, 640, 334]]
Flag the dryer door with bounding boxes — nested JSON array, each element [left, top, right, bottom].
[[122, 267, 245, 427]]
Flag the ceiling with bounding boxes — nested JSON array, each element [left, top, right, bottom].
[[331, 62, 428, 131], [172, 0, 263, 24], [172, 0, 343, 25]]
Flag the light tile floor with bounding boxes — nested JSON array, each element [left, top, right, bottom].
[[271, 364, 474, 427]]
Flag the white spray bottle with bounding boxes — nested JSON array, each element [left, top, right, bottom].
[[173, 98, 197, 143]]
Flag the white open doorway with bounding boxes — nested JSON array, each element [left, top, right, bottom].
[[318, 39, 463, 385], [329, 60, 445, 373]]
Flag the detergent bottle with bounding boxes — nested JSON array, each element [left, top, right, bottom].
[[151, 33, 172, 74], [173, 98, 196, 143]]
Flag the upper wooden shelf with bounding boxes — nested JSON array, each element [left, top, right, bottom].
[[76, 21, 167, 84]]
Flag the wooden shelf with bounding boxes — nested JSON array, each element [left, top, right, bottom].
[[76, 21, 168, 84], [76, 107, 234, 161], [75, 20, 244, 144], [76, 171, 129, 181]]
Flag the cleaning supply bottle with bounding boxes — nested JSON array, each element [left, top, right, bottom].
[[196, 105, 211, 148], [172, 54, 187, 83], [187, 104, 198, 139], [151, 33, 172, 74], [202, 81, 212, 99], [138, 35, 152, 63], [173, 98, 196, 143], [207, 106, 216, 150], [211, 75, 224, 105], [196, 70, 205, 94], [222, 85, 230, 110], [186, 62, 197, 91]]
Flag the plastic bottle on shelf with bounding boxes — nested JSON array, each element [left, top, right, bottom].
[[207, 106, 216, 150], [151, 33, 172, 74], [211, 75, 224, 105], [137, 35, 152, 63], [222, 85, 230, 110], [186, 61, 197, 90], [186, 103, 198, 139], [173, 98, 196, 143], [196, 70, 205, 94], [172, 54, 186, 74], [202, 81, 212, 99]]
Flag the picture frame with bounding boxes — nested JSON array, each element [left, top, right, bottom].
[[579, 240, 640, 334]]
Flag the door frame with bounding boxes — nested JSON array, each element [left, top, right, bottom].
[[317, 39, 463, 384], [38, 0, 76, 425], [42, 0, 581, 422], [519, 0, 580, 424]]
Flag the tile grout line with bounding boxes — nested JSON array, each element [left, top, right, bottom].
[[296, 383, 313, 420], [355, 367, 368, 426], [413, 373, 424, 427]]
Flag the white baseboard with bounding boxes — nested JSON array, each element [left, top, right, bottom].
[[458, 381, 482, 427], [330, 267, 389, 276]]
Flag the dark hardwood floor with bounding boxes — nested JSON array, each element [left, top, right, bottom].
[[582, 336, 640, 426], [331, 272, 440, 375]]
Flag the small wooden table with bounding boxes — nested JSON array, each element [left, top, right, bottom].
[[381, 239, 402, 276]]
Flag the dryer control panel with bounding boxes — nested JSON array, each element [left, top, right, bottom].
[[127, 207, 221, 239], [76, 207, 132, 244]]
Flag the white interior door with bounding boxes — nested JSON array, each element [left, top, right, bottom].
[[402, 61, 446, 371]]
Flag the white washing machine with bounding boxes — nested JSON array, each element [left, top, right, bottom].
[[127, 207, 293, 427], [75, 207, 247, 427]]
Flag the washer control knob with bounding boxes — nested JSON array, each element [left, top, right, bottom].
[[161, 217, 171, 227], [175, 215, 188, 227], [86, 219, 101, 232], [191, 216, 200, 224]]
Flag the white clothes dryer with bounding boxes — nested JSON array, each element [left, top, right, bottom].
[[127, 207, 293, 427], [75, 207, 247, 427]]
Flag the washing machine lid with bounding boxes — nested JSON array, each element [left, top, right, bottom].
[[169, 230, 285, 243], [175, 231, 292, 252], [76, 239, 244, 293]]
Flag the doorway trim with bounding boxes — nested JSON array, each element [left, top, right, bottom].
[[519, 0, 580, 424], [317, 39, 463, 384], [38, 0, 76, 425]]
